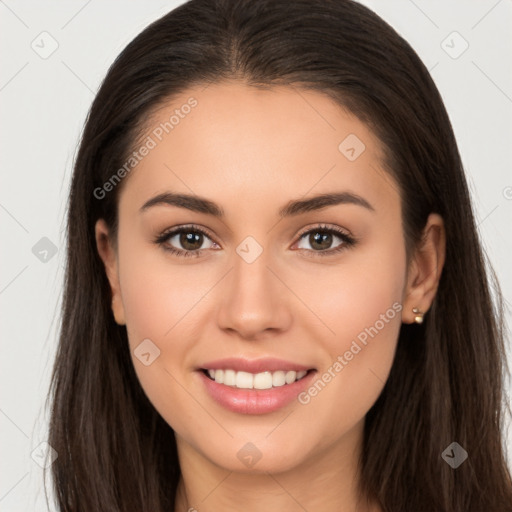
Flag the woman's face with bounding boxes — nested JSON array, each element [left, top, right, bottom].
[[96, 80, 424, 474]]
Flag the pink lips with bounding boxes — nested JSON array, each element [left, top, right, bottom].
[[197, 357, 316, 415]]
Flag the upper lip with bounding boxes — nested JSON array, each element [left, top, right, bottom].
[[199, 357, 315, 374]]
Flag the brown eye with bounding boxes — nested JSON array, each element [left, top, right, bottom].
[[178, 231, 204, 251], [308, 231, 335, 251], [165, 229, 216, 252], [297, 229, 343, 252], [154, 225, 218, 257], [294, 225, 357, 257]]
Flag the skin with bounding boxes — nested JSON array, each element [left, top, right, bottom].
[[95, 80, 445, 512]]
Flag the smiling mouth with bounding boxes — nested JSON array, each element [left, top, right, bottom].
[[201, 368, 314, 390]]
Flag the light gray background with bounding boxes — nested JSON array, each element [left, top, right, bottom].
[[1, 1, 511, 510]]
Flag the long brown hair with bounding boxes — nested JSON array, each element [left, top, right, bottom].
[[46, 0, 512, 510]]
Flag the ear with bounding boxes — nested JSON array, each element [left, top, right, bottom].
[[402, 213, 446, 324], [95, 218, 126, 325]]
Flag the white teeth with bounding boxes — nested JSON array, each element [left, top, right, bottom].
[[272, 371, 286, 387], [205, 368, 309, 389], [214, 369, 224, 383], [253, 372, 273, 389], [285, 370, 297, 384], [235, 371, 253, 389], [223, 369, 236, 386]]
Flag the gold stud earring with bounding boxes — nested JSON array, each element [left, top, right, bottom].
[[412, 307, 424, 324]]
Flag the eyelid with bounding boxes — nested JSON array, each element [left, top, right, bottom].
[[294, 222, 354, 241], [157, 223, 217, 243]]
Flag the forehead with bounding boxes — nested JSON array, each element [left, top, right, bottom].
[[119, 80, 398, 216]]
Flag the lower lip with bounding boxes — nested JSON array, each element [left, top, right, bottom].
[[198, 370, 317, 414]]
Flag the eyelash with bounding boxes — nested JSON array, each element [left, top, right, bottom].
[[153, 223, 357, 259]]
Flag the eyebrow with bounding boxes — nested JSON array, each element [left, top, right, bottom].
[[140, 191, 375, 217]]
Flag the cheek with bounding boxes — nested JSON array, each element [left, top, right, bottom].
[[293, 234, 405, 417], [115, 237, 207, 392], [296, 230, 406, 353], [116, 245, 212, 431], [118, 239, 214, 347]]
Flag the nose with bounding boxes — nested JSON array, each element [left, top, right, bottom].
[[216, 247, 292, 340]]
